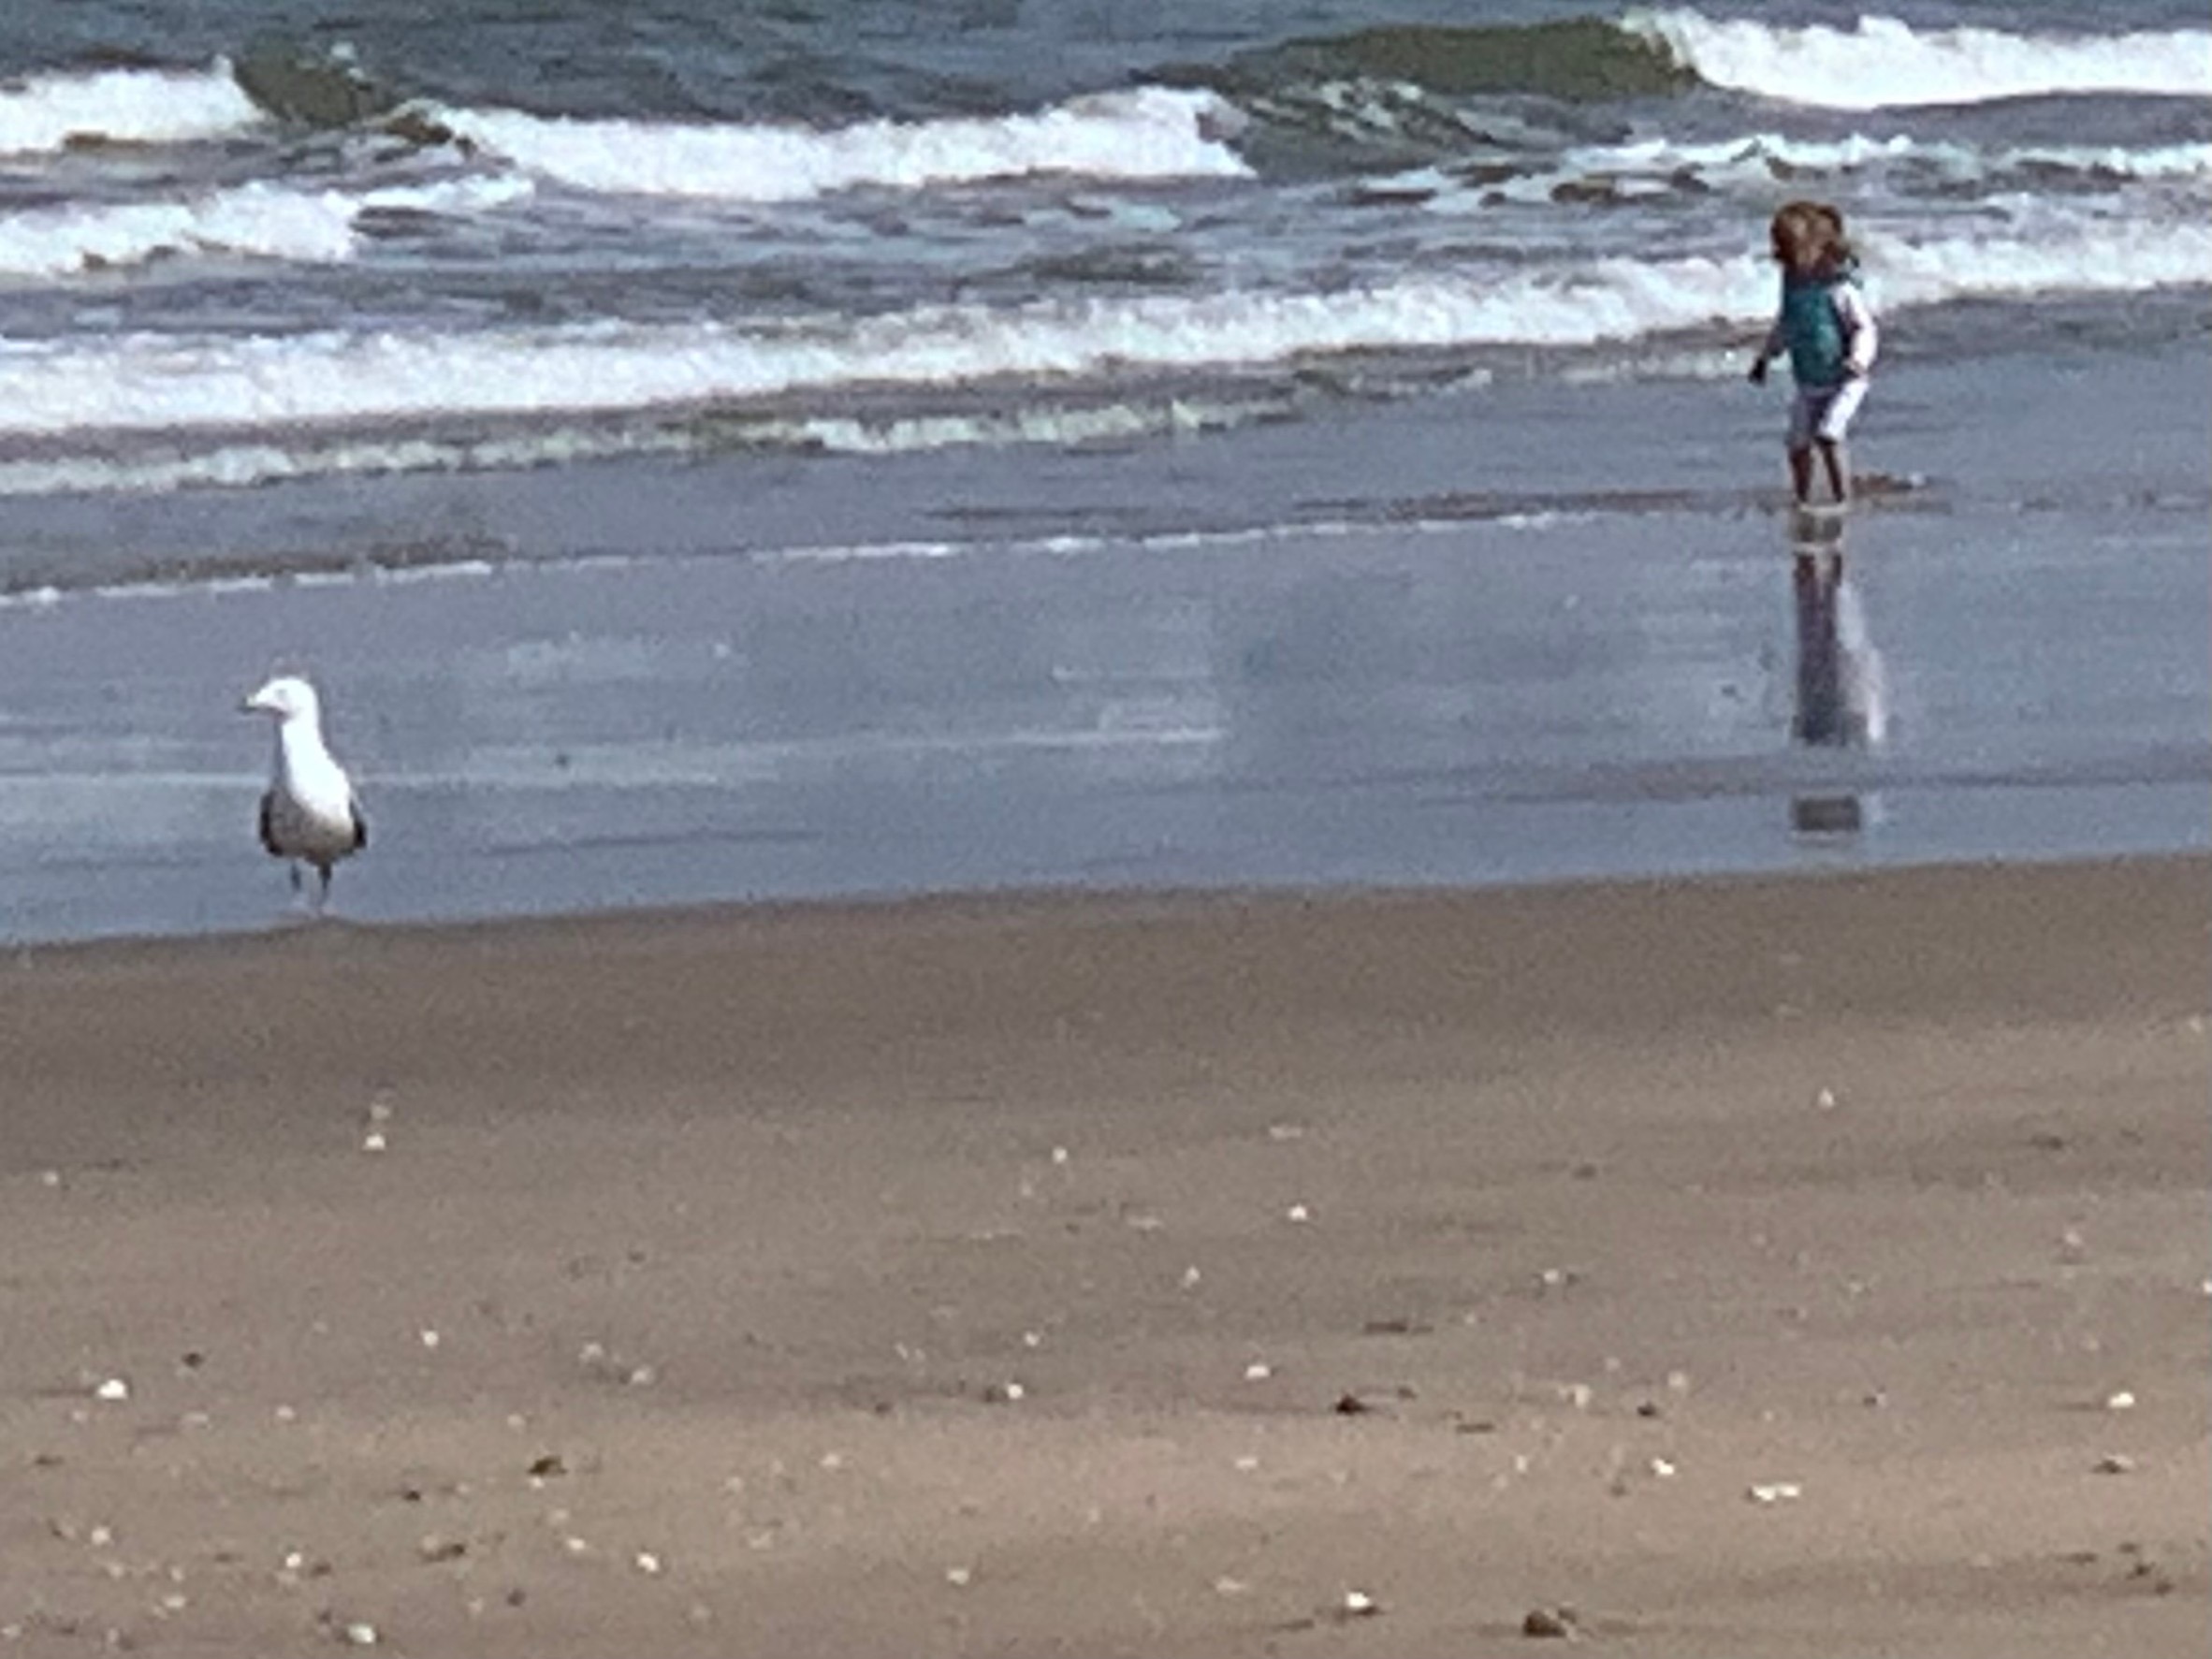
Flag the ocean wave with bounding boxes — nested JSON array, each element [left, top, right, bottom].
[[1404, 131, 2212, 211], [0, 62, 262, 155], [0, 388, 1284, 499], [1629, 8, 2212, 110], [1185, 11, 2209, 119], [0, 422, 685, 502], [423, 84, 1248, 203], [0, 174, 531, 278], [0, 206, 2201, 450], [1194, 19, 1690, 109]]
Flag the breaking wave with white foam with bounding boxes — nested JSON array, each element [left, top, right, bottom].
[[0, 174, 531, 278], [1632, 9, 2212, 109], [428, 85, 1249, 202], [0, 62, 261, 155], [0, 203, 2202, 463]]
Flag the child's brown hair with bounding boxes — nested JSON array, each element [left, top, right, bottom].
[[1770, 200, 1851, 272]]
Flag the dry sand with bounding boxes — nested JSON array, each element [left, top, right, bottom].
[[2, 857, 2205, 1656]]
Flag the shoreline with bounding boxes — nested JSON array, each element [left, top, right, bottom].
[[4, 854, 2205, 1655]]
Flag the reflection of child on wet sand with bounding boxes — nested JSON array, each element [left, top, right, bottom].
[[1749, 201, 1877, 506]]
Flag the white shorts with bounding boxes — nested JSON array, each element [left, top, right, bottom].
[[1789, 377, 1869, 447]]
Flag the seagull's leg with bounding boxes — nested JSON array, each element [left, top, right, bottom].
[[313, 863, 332, 916], [289, 861, 303, 896]]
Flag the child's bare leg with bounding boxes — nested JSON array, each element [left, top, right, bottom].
[[1816, 439, 1850, 503], [1787, 444, 1815, 504]]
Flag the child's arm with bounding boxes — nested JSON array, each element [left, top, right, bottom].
[[1748, 315, 1785, 384], [1835, 283, 1877, 376]]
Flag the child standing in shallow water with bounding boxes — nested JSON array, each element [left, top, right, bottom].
[[1749, 201, 1877, 506]]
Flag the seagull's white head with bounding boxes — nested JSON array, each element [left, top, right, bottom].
[[241, 675, 323, 725]]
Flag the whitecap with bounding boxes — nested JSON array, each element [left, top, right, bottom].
[[420, 83, 1249, 203], [1630, 9, 2212, 110], [0, 61, 261, 155]]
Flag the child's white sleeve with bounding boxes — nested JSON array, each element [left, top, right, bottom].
[[1836, 284, 1878, 375]]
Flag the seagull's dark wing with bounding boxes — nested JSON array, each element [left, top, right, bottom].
[[257, 790, 280, 856], [350, 796, 368, 851]]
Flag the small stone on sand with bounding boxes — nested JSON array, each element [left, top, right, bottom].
[[1522, 1605, 1579, 1638]]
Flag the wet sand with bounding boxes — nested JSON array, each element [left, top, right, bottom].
[[2, 855, 2205, 1655]]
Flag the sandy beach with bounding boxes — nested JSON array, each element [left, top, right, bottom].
[[2, 8, 2205, 1652], [2, 854, 2204, 1656]]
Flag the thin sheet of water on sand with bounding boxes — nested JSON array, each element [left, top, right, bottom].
[[0, 473, 2202, 941]]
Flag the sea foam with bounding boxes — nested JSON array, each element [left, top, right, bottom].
[[1407, 131, 2212, 213], [0, 62, 262, 155], [423, 84, 1249, 201], [0, 174, 532, 278], [1632, 8, 2212, 109]]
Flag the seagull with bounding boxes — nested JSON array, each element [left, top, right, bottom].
[[241, 675, 367, 911]]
